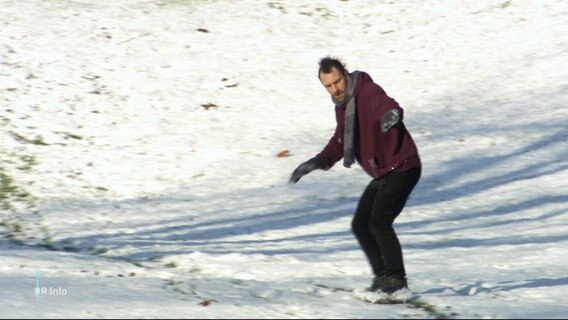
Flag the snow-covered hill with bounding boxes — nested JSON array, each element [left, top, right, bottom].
[[1, 0, 567, 318]]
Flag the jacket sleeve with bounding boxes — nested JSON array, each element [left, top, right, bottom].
[[368, 84, 404, 129], [315, 107, 344, 170]]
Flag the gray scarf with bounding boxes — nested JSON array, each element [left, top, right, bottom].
[[332, 71, 359, 168]]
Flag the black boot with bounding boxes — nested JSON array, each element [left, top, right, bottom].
[[380, 276, 408, 294], [367, 275, 387, 292]]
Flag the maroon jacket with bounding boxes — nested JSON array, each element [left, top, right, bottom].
[[316, 71, 421, 179]]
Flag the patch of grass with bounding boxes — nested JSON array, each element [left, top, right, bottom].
[[0, 165, 35, 210], [0, 170, 18, 210], [39, 224, 55, 249], [9, 131, 48, 146], [92, 247, 109, 255], [500, 1, 512, 9], [17, 155, 37, 172], [150, 255, 164, 262], [0, 154, 38, 246], [30, 135, 48, 146], [0, 218, 25, 244], [61, 132, 83, 140], [172, 286, 190, 295]]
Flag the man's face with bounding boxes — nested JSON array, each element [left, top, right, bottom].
[[319, 67, 348, 102]]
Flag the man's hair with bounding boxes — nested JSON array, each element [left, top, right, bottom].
[[318, 56, 346, 78]]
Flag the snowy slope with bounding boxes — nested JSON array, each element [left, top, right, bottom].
[[1, 0, 567, 318]]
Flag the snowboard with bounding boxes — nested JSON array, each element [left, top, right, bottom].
[[352, 287, 413, 304], [314, 283, 413, 304]]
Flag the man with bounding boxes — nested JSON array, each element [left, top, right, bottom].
[[289, 57, 422, 297]]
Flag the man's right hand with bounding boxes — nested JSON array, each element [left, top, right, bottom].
[[289, 157, 322, 184]]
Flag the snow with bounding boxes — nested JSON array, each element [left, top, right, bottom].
[[1, 0, 567, 318]]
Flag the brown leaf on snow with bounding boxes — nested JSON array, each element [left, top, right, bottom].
[[277, 150, 291, 158], [201, 103, 218, 110], [198, 299, 217, 307]]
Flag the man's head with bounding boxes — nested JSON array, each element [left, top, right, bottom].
[[318, 57, 349, 102]]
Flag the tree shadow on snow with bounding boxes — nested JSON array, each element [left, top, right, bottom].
[[421, 277, 568, 296], [398, 85, 567, 242], [50, 84, 567, 262], [50, 191, 358, 260]]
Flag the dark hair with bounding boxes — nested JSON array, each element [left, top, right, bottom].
[[318, 56, 346, 78]]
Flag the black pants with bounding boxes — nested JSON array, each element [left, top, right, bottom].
[[351, 166, 421, 279]]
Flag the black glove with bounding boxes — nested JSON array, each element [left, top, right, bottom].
[[289, 157, 322, 184]]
